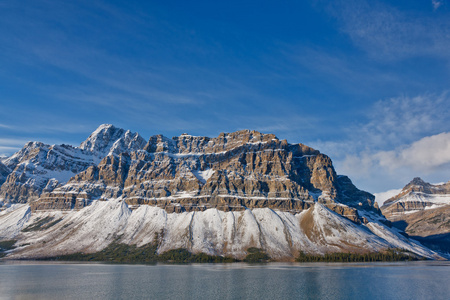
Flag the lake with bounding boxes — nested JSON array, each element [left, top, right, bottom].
[[0, 261, 449, 299]]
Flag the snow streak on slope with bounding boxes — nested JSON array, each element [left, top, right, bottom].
[[0, 204, 31, 240], [192, 168, 215, 184], [3, 201, 437, 260]]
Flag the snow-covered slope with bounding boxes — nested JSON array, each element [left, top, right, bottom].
[[0, 200, 437, 260], [0, 204, 31, 240]]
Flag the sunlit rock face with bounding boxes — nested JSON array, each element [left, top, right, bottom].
[[22, 127, 379, 224]]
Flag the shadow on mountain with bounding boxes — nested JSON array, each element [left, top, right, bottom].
[[411, 233, 450, 253], [391, 220, 408, 231]]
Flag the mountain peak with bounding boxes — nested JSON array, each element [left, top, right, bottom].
[[405, 177, 430, 189], [80, 124, 146, 157]]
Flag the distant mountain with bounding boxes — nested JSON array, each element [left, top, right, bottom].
[[381, 177, 450, 252], [0, 126, 441, 260]]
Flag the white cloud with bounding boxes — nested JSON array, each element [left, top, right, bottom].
[[0, 139, 29, 158], [0, 138, 29, 147], [334, 132, 450, 194], [376, 132, 450, 171], [373, 188, 403, 206], [312, 93, 450, 194]]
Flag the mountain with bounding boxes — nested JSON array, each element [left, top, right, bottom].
[[79, 124, 146, 160], [0, 125, 144, 205], [381, 178, 450, 252], [0, 126, 441, 260], [32, 130, 380, 222]]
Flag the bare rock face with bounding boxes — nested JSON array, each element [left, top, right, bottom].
[[381, 178, 450, 251], [28, 129, 380, 224]]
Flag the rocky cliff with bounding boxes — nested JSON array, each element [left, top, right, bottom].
[[29, 128, 379, 225]]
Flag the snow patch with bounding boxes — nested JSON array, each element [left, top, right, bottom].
[[192, 168, 215, 184], [0, 205, 31, 239]]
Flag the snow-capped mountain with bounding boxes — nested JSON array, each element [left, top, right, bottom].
[[79, 124, 146, 160], [0, 125, 144, 205], [0, 126, 443, 260], [382, 178, 450, 217], [381, 178, 450, 251]]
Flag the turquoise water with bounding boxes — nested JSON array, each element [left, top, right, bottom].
[[0, 261, 449, 299]]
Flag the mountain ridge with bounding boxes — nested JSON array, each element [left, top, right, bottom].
[[0, 125, 443, 260]]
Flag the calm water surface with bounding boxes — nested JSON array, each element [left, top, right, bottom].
[[0, 261, 449, 299]]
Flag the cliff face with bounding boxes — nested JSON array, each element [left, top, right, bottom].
[[28, 129, 379, 224]]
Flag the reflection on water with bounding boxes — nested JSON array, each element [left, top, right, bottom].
[[0, 261, 449, 299]]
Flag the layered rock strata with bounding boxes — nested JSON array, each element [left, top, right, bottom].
[[27, 129, 380, 224]]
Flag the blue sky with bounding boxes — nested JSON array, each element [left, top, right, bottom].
[[1, 0, 449, 199]]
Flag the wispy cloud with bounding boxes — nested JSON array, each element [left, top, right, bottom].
[[0, 138, 30, 147], [340, 131, 450, 177], [337, 131, 450, 194], [283, 45, 415, 97], [324, 0, 450, 61], [310, 93, 450, 192], [0, 138, 30, 157], [361, 93, 450, 148], [432, 0, 443, 10], [313, 93, 450, 157]]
